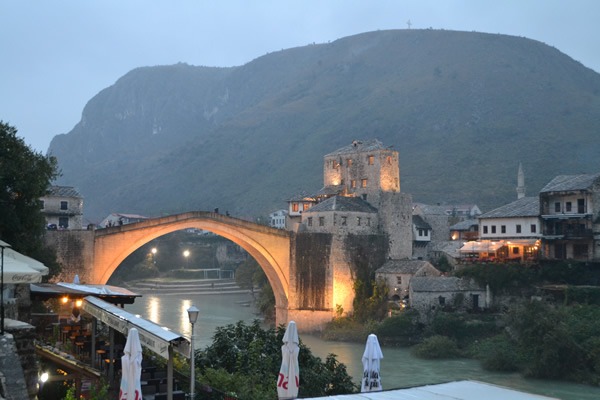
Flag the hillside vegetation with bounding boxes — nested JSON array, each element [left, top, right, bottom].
[[48, 29, 600, 221]]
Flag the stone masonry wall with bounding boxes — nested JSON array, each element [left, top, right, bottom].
[[44, 230, 95, 283], [378, 192, 413, 259]]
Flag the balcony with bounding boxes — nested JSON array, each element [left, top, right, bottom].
[[543, 226, 593, 239]]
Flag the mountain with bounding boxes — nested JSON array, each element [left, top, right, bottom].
[[48, 29, 600, 222]]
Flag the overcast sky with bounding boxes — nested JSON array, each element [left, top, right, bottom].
[[2, 0, 599, 153]]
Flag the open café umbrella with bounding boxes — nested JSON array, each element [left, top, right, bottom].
[[119, 328, 143, 400], [1, 254, 45, 283], [361, 334, 383, 392], [277, 321, 300, 400]]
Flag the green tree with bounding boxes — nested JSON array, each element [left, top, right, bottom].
[[195, 320, 357, 398], [0, 121, 60, 277]]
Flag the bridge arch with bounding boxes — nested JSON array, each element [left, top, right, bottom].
[[91, 212, 292, 321]]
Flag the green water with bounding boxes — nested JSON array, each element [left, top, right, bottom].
[[126, 293, 600, 400]]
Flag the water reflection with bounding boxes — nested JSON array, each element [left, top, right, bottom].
[[126, 293, 600, 400]]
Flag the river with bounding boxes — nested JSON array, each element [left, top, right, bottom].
[[124, 292, 600, 400]]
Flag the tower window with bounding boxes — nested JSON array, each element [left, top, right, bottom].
[[368, 155, 374, 165], [351, 180, 356, 188], [361, 179, 367, 188], [319, 217, 325, 226], [347, 159, 353, 167], [292, 203, 299, 212]]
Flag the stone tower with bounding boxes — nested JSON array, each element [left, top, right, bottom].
[[517, 163, 526, 199], [320, 139, 412, 259]]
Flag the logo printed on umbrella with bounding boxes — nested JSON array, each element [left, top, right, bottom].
[[278, 373, 299, 390]]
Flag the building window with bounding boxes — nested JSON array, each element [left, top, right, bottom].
[[367, 218, 371, 226], [361, 179, 367, 188], [307, 217, 312, 226], [351, 180, 356, 188], [292, 203, 299, 212], [530, 224, 537, 233], [516, 224, 521, 233], [396, 276, 402, 285], [483, 226, 488, 234], [491, 225, 496, 234], [39, 200, 45, 209], [578, 198, 585, 213], [574, 244, 589, 258], [566, 202, 572, 212], [341, 216, 347, 226], [303, 203, 310, 211], [347, 159, 353, 167], [58, 217, 69, 228], [368, 155, 374, 165], [438, 296, 446, 306], [554, 202, 561, 212], [512, 247, 520, 255], [60, 201, 68, 210], [501, 225, 506, 234], [357, 217, 361, 226], [319, 217, 325, 226]]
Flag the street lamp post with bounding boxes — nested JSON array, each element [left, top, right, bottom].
[[0, 240, 11, 335], [187, 305, 199, 400], [151, 247, 157, 264], [183, 250, 190, 269]]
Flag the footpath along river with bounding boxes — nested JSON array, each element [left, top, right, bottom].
[[125, 292, 600, 400]]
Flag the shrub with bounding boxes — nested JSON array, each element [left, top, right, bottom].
[[471, 334, 521, 372], [375, 310, 422, 346], [411, 335, 461, 359]]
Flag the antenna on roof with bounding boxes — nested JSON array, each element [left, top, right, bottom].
[[406, 19, 412, 29]]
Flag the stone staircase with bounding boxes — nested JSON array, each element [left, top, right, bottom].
[[125, 278, 252, 296]]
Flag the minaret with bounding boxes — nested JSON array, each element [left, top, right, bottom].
[[516, 163, 526, 199]]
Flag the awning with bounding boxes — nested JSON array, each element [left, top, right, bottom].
[[81, 296, 191, 359], [505, 239, 540, 246], [459, 241, 505, 253], [30, 283, 141, 305]]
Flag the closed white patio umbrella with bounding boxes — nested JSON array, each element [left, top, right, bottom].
[[119, 327, 143, 400], [278, 321, 300, 400], [361, 334, 383, 392]]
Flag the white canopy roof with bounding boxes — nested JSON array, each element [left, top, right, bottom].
[[81, 296, 191, 360], [459, 241, 505, 253], [304, 380, 557, 400]]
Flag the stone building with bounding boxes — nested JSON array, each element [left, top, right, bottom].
[[285, 139, 414, 321], [376, 260, 441, 301], [409, 276, 487, 317], [539, 173, 600, 260], [40, 185, 84, 229], [290, 139, 413, 260]]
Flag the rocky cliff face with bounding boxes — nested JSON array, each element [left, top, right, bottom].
[[49, 29, 600, 221]]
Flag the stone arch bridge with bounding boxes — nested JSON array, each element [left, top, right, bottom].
[[48, 211, 356, 331]]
